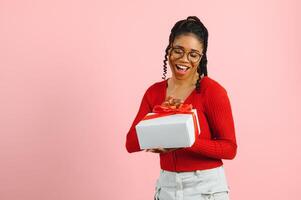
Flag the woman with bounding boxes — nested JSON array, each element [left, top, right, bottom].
[[125, 16, 237, 200]]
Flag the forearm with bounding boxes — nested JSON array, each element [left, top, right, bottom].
[[125, 88, 152, 153], [187, 138, 237, 159], [126, 128, 143, 153]]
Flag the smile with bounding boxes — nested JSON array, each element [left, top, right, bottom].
[[175, 64, 190, 74]]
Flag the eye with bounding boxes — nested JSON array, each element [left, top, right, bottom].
[[190, 53, 199, 58], [173, 49, 183, 54]]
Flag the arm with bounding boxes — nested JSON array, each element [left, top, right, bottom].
[[125, 88, 152, 153], [188, 84, 238, 160]]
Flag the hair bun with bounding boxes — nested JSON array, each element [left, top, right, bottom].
[[186, 16, 201, 23]]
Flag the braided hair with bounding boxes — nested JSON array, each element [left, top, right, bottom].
[[162, 16, 208, 93]]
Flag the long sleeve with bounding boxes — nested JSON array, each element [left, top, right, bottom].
[[188, 83, 238, 160], [125, 88, 152, 153]]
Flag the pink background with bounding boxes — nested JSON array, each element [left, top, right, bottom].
[[0, 0, 300, 199]]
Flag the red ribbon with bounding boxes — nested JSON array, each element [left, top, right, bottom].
[[142, 103, 199, 138]]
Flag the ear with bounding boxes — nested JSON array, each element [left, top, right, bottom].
[[199, 53, 204, 61]]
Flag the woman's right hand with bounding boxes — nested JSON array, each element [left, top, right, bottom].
[[145, 147, 183, 153]]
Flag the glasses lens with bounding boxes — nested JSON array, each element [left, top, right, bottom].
[[188, 52, 201, 63], [171, 48, 183, 59]]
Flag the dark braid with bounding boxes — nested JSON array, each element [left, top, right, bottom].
[[162, 45, 169, 80], [162, 16, 209, 94]]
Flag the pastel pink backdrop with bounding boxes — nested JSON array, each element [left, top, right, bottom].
[[0, 0, 300, 200]]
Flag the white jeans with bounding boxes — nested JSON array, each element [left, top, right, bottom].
[[154, 165, 230, 200]]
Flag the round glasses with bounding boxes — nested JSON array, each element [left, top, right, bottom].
[[170, 47, 203, 63]]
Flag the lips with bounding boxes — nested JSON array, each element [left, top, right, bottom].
[[175, 64, 190, 74]]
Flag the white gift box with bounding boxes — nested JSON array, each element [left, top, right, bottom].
[[135, 109, 200, 149]]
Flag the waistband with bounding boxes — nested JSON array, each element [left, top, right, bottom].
[[156, 165, 230, 193], [160, 165, 224, 176]]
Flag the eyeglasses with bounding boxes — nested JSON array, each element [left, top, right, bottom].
[[169, 46, 203, 63]]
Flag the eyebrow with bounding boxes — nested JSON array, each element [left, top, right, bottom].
[[173, 45, 201, 53]]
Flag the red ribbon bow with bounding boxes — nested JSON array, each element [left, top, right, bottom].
[[143, 103, 194, 120], [152, 103, 193, 113]]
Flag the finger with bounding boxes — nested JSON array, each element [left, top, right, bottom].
[[168, 97, 175, 104], [169, 105, 176, 109], [146, 149, 158, 153], [161, 148, 174, 153], [173, 98, 181, 103], [147, 148, 160, 153], [166, 96, 174, 102], [161, 101, 170, 106], [154, 148, 167, 153], [165, 148, 180, 152], [174, 102, 181, 108], [151, 149, 162, 153]]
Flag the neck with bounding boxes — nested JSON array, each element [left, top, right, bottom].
[[170, 74, 199, 88]]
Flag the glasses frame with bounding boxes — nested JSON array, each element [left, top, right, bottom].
[[169, 45, 203, 63]]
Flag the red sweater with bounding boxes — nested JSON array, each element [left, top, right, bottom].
[[125, 76, 237, 172]]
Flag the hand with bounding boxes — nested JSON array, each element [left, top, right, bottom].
[[145, 147, 183, 153], [162, 96, 184, 108]]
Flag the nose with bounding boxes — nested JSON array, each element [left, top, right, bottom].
[[178, 54, 189, 63]]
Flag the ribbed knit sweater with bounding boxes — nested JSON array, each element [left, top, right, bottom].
[[125, 76, 237, 172]]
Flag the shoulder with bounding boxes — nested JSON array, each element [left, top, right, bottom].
[[142, 79, 166, 102], [200, 76, 227, 94], [200, 76, 230, 106], [199, 76, 233, 112], [145, 79, 166, 94]]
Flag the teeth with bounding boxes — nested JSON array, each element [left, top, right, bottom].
[[176, 65, 189, 70]]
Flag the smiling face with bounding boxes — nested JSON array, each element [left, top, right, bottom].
[[168, 33, 203, 81]]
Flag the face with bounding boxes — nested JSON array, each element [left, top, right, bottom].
[[168, 33, 203, 81]]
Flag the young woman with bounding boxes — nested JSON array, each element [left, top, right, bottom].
[[126, 16, 237, 200]]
